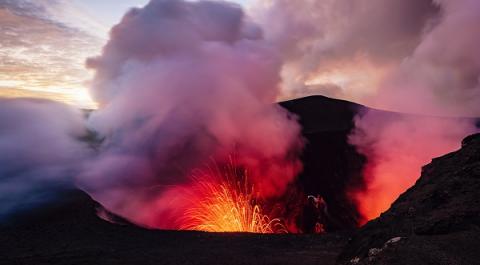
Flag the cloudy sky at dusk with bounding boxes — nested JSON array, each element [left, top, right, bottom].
[[1, 0, 479, 115], [0, 0, 250, 108]]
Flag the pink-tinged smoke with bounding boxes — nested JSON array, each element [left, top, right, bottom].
[[81, 0, 303, 229], [0, 99, 90, 218], [253, 0, 440, 101], [349, 112, 478, 221], [349, 0, 480, 221], [255, 0, 480, 221], [373, 0, 480, 116]]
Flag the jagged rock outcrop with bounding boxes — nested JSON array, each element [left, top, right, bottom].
[[338, 133, 480, 265]]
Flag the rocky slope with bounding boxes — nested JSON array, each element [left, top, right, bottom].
[[338, 133, 480, 265], [0, 189, 349, 265]]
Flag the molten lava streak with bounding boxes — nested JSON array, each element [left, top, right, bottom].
[[180, 165, 287, 234]]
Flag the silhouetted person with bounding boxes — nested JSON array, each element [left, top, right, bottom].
[[315, 196, 328, 233], [316, 196, 327, 225], [302, 196, 319, 233]]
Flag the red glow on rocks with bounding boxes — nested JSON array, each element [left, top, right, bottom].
[[349, 111, 478, 223]]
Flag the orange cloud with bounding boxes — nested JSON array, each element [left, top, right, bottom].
[[0, 2, 103, 109]]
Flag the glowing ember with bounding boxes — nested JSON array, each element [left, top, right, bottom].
[[180, 164, 287, 233]]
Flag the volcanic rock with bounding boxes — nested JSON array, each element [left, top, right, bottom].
[[337, 133, 480, 265], [0, 189, 349, 265]]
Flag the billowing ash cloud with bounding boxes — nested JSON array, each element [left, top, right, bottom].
[[349, 112, 478, 221], [254, 0, 480, 220], [0, 99, 90, 219], [81, 0, 303, 229], [254, 0, 441, 102], [375, 0, 480, 116], [349, 0, 480, 220], [256, 0, 480, 116]]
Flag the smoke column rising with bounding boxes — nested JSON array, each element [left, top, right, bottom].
[[348, 0, 480, 220], [81, 0, 303, 229], [349, 112, 478, 221], [254, 0, 480, 221]]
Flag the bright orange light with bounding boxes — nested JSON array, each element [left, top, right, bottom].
[[180, 165, 287, 234]]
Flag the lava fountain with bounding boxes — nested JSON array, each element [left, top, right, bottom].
[[180, 162, 288, 233]]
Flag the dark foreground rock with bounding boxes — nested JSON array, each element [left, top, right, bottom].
[[337, 133, 480, 265], [0, 189, 349, 265]]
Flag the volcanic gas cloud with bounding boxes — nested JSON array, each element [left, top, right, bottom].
[[256, 0, 480, 221], [348, 0, 480, 221], [1, 0, 479, 232], [80, 0, 303, 231]]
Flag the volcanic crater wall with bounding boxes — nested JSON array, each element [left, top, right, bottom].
[[338, 133, 480, 265]]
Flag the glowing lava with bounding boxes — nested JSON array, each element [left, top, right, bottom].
[[180, 164, 287, 233]]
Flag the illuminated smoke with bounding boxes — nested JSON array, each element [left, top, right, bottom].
[[254, 0, 480, 221], [253, 0, 440, 101], [348, 0, 480, 220], [80, 0, 303, 229], [349, 112, 477, 221]]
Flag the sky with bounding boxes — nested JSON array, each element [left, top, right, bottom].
[[1, 0, 479, 115], [0, 0, 250, 109], [74, 0, 250, 27], [72, 0, 150, 29]]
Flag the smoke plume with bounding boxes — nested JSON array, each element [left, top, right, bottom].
[[254, 0, 480, 220], [81, 0, 303, 229], [254, 0, 440, 102], [0, 99, 90, 219], [350, 0, 480, 220], [349, 112, 477, 221]]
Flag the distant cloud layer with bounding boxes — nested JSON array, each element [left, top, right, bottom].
[[0, 0, 103, 108], [2, 0, 480, 114], [0, 0, 253, 109]]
